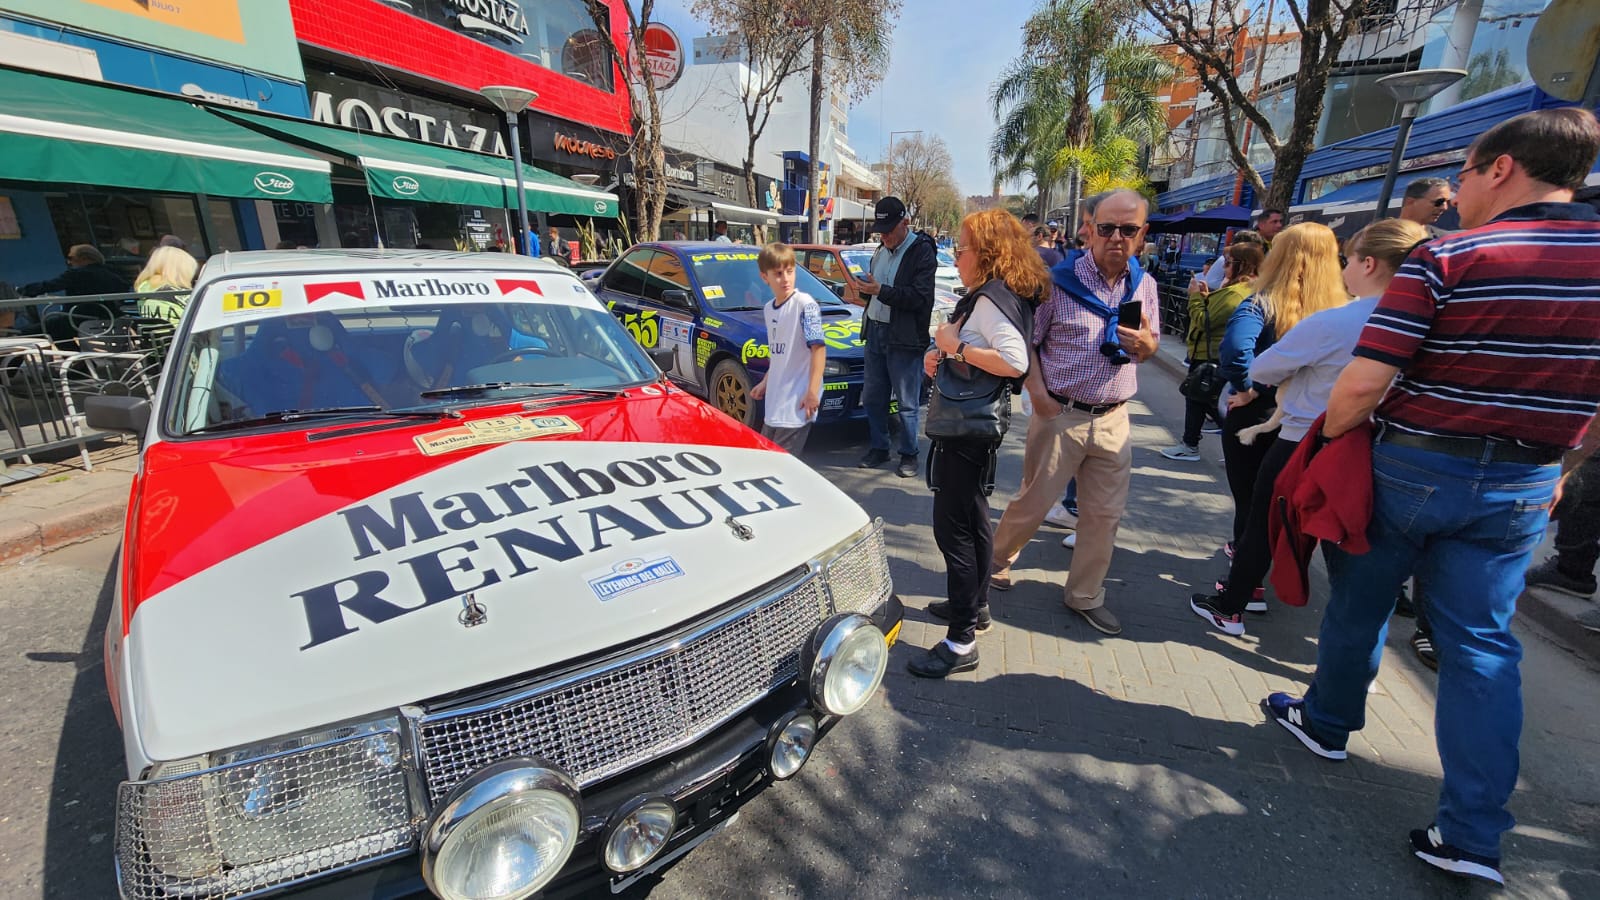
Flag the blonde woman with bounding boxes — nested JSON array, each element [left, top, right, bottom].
[[135, 245, 197, 323], [908, 208, 1046, 679], [1193, 218, 1429, 635], [1215, 222, 1348, 561]]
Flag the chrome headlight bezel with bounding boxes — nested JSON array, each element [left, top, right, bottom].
[[420, 757, 581, 900], [803, 612, 888, 716]]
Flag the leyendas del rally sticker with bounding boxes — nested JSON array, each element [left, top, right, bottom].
[[414, 415, 582, 455]]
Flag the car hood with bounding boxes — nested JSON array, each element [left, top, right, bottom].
[[123, 392, 869, 762], [716, 301, 866, 361]]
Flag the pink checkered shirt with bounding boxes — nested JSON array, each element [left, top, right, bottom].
[[1032, 252, 1161, 405]]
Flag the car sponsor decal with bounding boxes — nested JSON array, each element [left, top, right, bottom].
[[415, 415, 582, 456], [821, 319, 864, 350], [847, 264, 864, 274], [702, 286, 725, 300], [696, 337, 714, 368], [702, 316, 723, 327], [740, 339, 770, 363], [587, 556, 685, 600], [619, 309, 660, 348], [294, 447, 803, 648], [662, 319, 692, 344], [495, 278, 544, 298], [690, 252, 759, 263], [822, 381, 847, 391], [305, 281, 366, 304], [220, 284, 283, 314]]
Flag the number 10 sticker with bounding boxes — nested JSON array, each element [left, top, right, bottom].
[[221, 289, 282, 313]]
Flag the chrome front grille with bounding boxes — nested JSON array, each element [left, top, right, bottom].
[[416, 575, 833, 804]]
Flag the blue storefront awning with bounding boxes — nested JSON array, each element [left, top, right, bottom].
[[1295, 165, 1457, 213]]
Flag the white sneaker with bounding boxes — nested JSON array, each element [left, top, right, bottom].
[[1044, 503, 1078, 529], [1061, 532, 1076, 549], [1161, 443, 1202, 461]]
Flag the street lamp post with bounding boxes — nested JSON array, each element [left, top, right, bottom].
[[480, 85, 539, 255], [1373, 68, 1466, 219]]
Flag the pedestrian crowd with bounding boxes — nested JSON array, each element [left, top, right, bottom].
[[768, 107, 1600, 890]]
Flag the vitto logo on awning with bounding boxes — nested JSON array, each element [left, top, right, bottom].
[[392, 175, 421, 196], [594, 200, 608, 214], [254, 171, 296, 195]]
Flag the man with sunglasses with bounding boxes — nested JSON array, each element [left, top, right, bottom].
[[1399, 176, 1453, 236], [1264, 108, 1600, 887], [988, 189, 1159, 637]]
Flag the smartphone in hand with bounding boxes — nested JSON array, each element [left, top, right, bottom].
[[1117, 299, 1143, 329]]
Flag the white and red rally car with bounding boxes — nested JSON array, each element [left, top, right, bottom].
[[92, 250, 901, 900]]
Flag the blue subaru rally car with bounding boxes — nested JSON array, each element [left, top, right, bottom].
[[591, 242, 868, 427]]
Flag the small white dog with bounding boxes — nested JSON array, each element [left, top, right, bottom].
[[1235, 380, 1285, 446]]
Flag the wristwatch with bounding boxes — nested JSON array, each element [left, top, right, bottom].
[[953, 341, 967, 362]]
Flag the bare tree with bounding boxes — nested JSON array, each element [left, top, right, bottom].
[[887, 133, 955, 221], [692, 0, 814, 230], [790, 0, 900, 240], [1140, 0, 1373, 211], [584, 1, 670, 240]]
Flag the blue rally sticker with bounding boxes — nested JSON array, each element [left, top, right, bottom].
[[588, 557, 686, 601]]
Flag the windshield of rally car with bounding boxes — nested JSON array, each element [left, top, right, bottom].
[[165, 294, 659, 435], [686, 251, 851, 312]]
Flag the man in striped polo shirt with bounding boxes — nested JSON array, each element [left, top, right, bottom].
[[1261, 108, 1600, 886]]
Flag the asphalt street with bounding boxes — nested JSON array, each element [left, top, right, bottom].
[[3, 362, 1598, 899]]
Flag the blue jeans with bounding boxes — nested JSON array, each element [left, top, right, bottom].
[[862, 326, 923, 458], [1306, 441, 1558, 859]]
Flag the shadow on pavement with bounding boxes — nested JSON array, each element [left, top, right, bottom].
[[41, 547, 124, 897]]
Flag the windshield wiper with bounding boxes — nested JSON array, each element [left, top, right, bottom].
[[717, 305, 763, 312], [189, 405, 455, 434], [419, 382, 625, 400]]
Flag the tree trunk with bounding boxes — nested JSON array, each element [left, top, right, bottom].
[[807, 30, 825, 243]]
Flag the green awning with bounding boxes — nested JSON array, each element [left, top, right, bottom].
[[0, 67, 332, 202], [218, 110, 619, 218]]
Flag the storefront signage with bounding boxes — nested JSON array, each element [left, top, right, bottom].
[[443, 0, 529, 42], [392, 176, 421, 196], [254, 172, 297, 195], [308, 71, 509, 158], [636, 22, 684, 90], [553, 131, 617, 161]]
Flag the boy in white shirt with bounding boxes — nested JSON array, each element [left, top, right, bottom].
[[749, 243, 826, 453]]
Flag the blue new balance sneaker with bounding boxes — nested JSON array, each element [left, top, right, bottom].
[[1262, 692, 1347, 760], [1410, 824, 1504, 885]]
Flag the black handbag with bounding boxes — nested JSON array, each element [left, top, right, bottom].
[[924, 356, 1013, 443]]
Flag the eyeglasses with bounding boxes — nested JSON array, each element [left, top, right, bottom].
[[1339, 254, 1349, 268], [1449, 159, 1493, 189], [1430, 197, 1450, 208], [1094, 223, 1141, 239]]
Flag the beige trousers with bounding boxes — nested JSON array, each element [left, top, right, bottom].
[[991, 404, 1132, 610]]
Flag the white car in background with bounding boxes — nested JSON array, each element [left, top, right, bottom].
[[935, 248, 963, 296]]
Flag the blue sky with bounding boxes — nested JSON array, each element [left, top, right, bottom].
[[648, 0, 1043, 196]]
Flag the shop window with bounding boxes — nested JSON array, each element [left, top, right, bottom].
[[40, 190, 208, 280], [524, 1, 614, 91], [207, 200, 244, 254]]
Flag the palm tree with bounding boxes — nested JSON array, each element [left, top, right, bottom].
[[990, 0, 1173, 226]]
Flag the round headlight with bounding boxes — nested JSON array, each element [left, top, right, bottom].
[[767, 711, 818, 780], [806, 613, 888, 716], [422, 759, 581, 900], [601, 796, 677, 873]]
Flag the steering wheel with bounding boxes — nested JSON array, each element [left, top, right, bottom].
[[488, 346, 557, 364]]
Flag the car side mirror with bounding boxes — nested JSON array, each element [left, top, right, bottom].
[[660, 289, 693, 308], [85, 395, 151, 434], [647, 346, 676, 370]]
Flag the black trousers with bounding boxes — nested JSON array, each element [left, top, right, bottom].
[[930, 440, 994, 645], [1554, 454, 1600, 577], [1220, 393, 1278, 544], [1219, 436, 1299, 615], [1180, 362, 1224, 446]]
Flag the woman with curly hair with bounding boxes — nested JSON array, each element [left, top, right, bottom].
[[909, 209, 1048, 678]]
